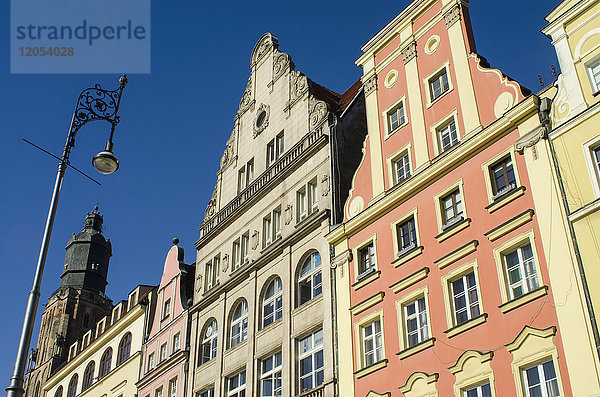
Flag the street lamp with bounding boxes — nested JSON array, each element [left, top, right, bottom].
[[6, 75, 128, 397]]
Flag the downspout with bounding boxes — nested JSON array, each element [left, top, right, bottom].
[[541, 97, 600, 361], [329, 117, 340, 396]]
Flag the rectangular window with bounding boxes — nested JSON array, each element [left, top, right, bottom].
[[464, 383, 492, 397], [393, 152, 411, 185], [503, 243, 539, 299], [246, 158, 254, 185], [361, 319, 383, 367], [273, 208, 281, 241], [298, 329, 324, 393], [163, 298, 171, 319], [440, 188, 464, 228], [396, 218, 417, 256], [490, 156, 516, 199], [156, 388, 163, 397], [522, 360, 560, 397], [237, 159, 255, 193], [267, 133, 284, 167], [173, 333, 181, 352], [169, 378, 177, 397], [237, 167, 246, 193], [404, 297, 428, 348], [147, 352, 155, 372], [160, 343, 167, 362], [437, 119, 459, 152], [358, 243, 376, 278], [232, 239, 241, 271], [586, 57, 600, 93], [430, 68, 450, 101], [197, 390, 214, 397], [297, 187, 307, 221], [263, 214, 272, 248], [308, 179, 318, 214], [388, 103, 406, 132], [261, 352, 282, 396], [205, 255, 220, 290], [227, 370, 246, 397], [451, 272, 480, 325], [241, 233, 249, 264]]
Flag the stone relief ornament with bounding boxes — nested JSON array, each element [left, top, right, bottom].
[[253, 103, 270, 137], [364, 74, 378, 96], [251, 33, 278, 67], [204, 184, 219, 218], [288, 70, 309, 108], [220, 133, 236, 169], [321, 175, 330, 196], [516, 126, 547, 160], [444, 4, 461, 28], [551, 75, 571, 128], [284, 205, 293, 225], [251, 230, 260, 250], [273, 51, 291, 81], [222, 254, 229, 272], [309, 97, 328, 130], [196, 275, 202, 292], [401, 41, 417, 64], [237, 77, 254, 118]]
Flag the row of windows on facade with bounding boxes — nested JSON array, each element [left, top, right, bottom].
[[204, 180, 319, 292], [53, 333, 132, 397], [146, 377, 179, 397], [145, 331, 182, 373], [198, 252, 322, 369], [195, 328, 324, 397], [237, 132, 285, 193]]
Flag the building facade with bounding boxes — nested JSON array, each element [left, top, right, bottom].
[[23, 208, 114, 397], [186, 34, 365, 397], [137, 240, 195, 397], [43, 284, 156, 397], [327, 0, 576, 396]]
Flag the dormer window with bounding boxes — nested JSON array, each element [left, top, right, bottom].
[[163, 298, 171, 320]]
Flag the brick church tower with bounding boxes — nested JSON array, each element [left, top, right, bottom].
[[23, 207, 114, 396]]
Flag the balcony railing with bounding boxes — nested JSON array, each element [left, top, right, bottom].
[[299, 379, 336, 397], [199, 128, 327, 242]]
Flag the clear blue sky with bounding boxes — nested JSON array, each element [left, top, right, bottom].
[[0, 0, 558, 385]]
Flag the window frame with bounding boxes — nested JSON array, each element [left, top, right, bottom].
[[521, 360, 560, 397], [147, 352, 155, 372], [390, 207, 422, 264], [198, 319, 218, 365], [585, 53, 600, 94], [82, 361, 95, 391], [160, 342, 168, 362], [297, 329, 324, 394], [424, 61, 453, 106], [355, 310, 385, 369], [430, 110, 460, 156], [260, 351, 283, 397], [395, 286, 433, 354], [441, 261, 484, 331], [297, 251, 322, 307], [117, 332, 132, 365], [205, 255, 220, 291], [481, 147, 523, 208], [382, 96, 408, 139], [296, 178, 318, 223], [262, 277, 283, 329], [267, 132, 284, 167], [229, 299, 249, 348], [99, 347, 112, 378], [169, 377, 178, 397], [67, 374, 78, 397], [433, 179, 468, 236], [353, 235, 378, 283], [583, 136, 600, 199], [173, 332, 181, 352], [227, 369, 246, 397]]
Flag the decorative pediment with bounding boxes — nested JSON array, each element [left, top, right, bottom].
[[506, 326, 556, 352], [366, 392, 390, 397], [288, 70, 309, 109], [309, 97, 329, 130], [399, 372, 439, 394], [204, 183, 219, 219], [251, 33, 278, 67], [449, 350, 493, 374]]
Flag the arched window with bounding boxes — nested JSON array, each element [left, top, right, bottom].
[[67, 374, 78, 397], [298, 251, 322, 306], [54, 385, 63, 397], [198, 319, 218, 365], [99, 347, 112, 378], [33, 382, 40, 397], [82, 361, 95, 390], [262, 277, 283, 328], [229, 300, 248, 348], [117, 332, 132, 365]]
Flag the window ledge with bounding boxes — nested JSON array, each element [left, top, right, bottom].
[[292, 294, 323, 317], [294, 210, 321, 230], [435, 218, 471, 242], [392, 246, 423, 267], [397, 338, 435, 360], [485, 186, 526, 213], [499, 286, 548, 314], [354, 359, 388, 379], [196, 357, 216, 370], [352, 270, 381, 290], [225, 338, 248, 355], [384, 122, 409, 140], [256, 317, 283, 338], [444, 313, 488, 338], [427, 88, 453, 108]]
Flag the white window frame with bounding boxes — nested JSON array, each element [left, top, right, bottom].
[[163, 298, 171, 319], [393, 151, 411, 185], [357, 242, 376, 278], [522, 360, 560, 397], [450, 272, 481, 326], [147, 352, 155, 372], [173, 333, 181, 352], [199, 319, 218, 365], [241, 233, 249, 264], [297, 187, 307, 221], [260, 351, 282, 397], [437, 118, 459, 153], [396, 216, 417, 256], [424, 62, 452, 106], [440, 188, 464, 229], [585, 54, 600, 94], [262, 277, 283, 328], [232, 239, 241, 271], [160, 343, 167, 362], [361, 318, 384, 367], [403, 296, 429, 348], [298, 329, 324, 393], [267, 132, 284, 167], [297, 252, 322, 307], [230, 300, 248, 347], [205, 255, 220, 290], [196, 389, 214, 397], [503, 242, 540, 300], [169, 378, 177, 397], [227, 370, 246, 397], [384, 97, 407, 137], [155, 387, 163, 397], [463, 382, 492, 397]]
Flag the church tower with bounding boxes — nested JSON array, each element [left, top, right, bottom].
[[23, 207, 114, 397]]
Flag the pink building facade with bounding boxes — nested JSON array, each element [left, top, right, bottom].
[[137, 241, 195, 397], [327, 0, 574, 396]]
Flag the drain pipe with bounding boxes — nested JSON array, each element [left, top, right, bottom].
[[541, 97, 600, 362]]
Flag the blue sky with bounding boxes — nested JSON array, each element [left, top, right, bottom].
[[0, 0, 559, 385]]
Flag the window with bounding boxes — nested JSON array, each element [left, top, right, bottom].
[[522, 360, 560, 397], [169, 378, 177, 397], [238, 158, 255, 192], [403, 297, 429, 348], [67, 374, 78, 397], [464, 383, 492, 397], [586, 56, 600, 93], [227, 370, 246, 397], [437, 119, 459, 152], [99, 347, 112, 378], [387, 102, 406, 132], [429, 68, 450, 101], [173, 333, 181, 352], [267, 133, 284, 167], [163, 298, 171, 319], [241, 233, 249, 264], [297, 179, 318, 222], [298, 329, 324, 393], [117, 332, 132, 365], [298, 252, 322, 306], [160, 342, 168, 362], [393, 152, 411, 185], [263, 207, 281, 248], [230, 299, 248, 347], [232, 240, 241, 270], [199, 319, 218, 365], [451, 272, 480, 325], [490, 156, 516, 199], [155, 387, 163, 397], [361, 319, 383, 367], [205, 255, 220, 290], [273, 208, 282, 240], [147, 352, 155, 372], [357, 242, 376, 278], [260, 352, 282, 396], [262, 277, 283, 328], [593, 146, 600, 182], [440, 188, 464, 229], [54, 386, 63, 397], [396, 217, 417, 256], [503, 243, 539, 299], [82, 361, 95, 391], [196, 389, 214, 397], [232, 232, 250, 271]]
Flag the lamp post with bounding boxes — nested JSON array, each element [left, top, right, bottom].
[[6, 75, 128, 397]]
